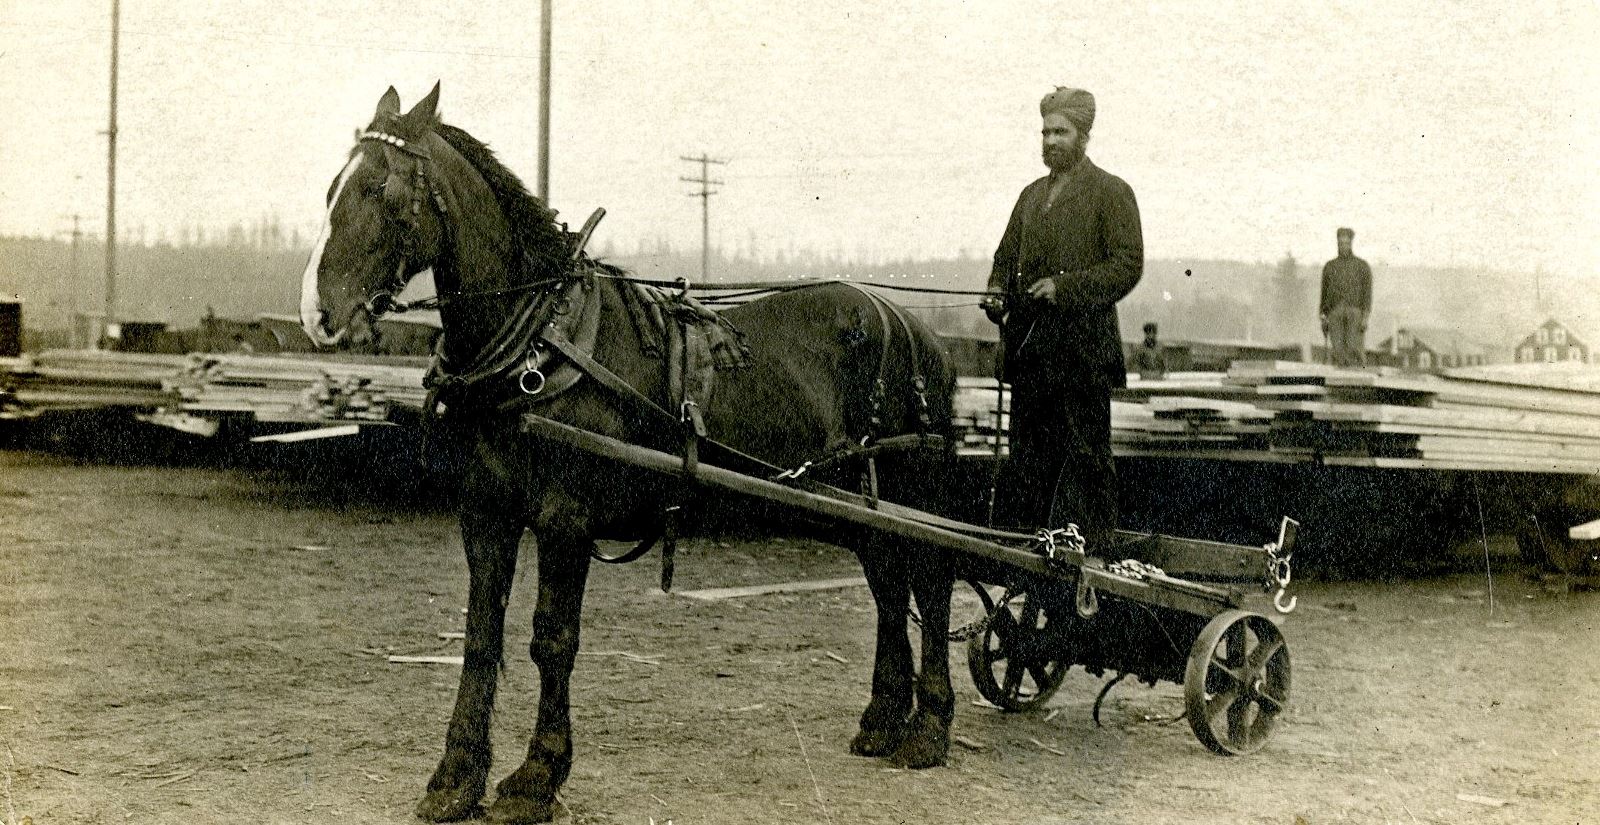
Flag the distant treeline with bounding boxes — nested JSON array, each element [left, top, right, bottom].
[[1, 232, 1579, 354]]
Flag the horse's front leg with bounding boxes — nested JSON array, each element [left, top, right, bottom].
[[892, 549, 956, 769], [850, 545, 915, 757], [417, 503, 523, 822], [486, 524, 593, 824]]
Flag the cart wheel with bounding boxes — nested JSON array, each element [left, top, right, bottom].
[[965, 588, 1069, 711], [1184, 610, 1290, 755]]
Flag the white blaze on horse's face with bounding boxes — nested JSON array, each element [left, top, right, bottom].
[[300, 152, 366, 345]]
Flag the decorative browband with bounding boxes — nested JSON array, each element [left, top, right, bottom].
[[360, 129, 430, 157]]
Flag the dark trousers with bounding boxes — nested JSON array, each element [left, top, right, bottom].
[[1326, 304, 1367, 367], [996, 372, 1118, 553]]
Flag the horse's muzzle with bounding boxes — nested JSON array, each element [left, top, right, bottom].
[[302, 309, 347, 347]]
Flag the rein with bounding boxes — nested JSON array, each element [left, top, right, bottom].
[[390, 273, 996, 315]]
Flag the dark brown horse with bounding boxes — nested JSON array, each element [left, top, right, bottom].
[[300, 84, 962, 824]]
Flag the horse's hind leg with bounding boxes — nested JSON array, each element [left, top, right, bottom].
[[891, 550, 955, 769], [418, 504, 523, 822], [850, 545, 915, 757], [486, 523, 593, 825]]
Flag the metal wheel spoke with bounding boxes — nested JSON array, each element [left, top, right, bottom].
[[1247, 636, 1284, 673], [1026, 659, 1054, 688], [1223, 623, 1247, 667], [1001, 653, 1026, 696], [1255, 688, 1287, 714], [990, 608, 1020, 644], [1209, 655, 1248, 687], [1018, 599, 1042, 632], [1205, 686, 1242, 721], [1226, 694, 1254, 741]]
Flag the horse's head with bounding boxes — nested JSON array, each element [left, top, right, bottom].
[[300, 84, 451, 347]]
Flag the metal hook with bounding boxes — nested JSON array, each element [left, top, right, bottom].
[[774, 461, 813, 481], [1075, 575, 1100, 619], [1274, 588, 1297, 614]]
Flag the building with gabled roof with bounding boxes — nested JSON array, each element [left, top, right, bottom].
[[1514, 318, 1588, 365], [1374, 326, 1492, 371]]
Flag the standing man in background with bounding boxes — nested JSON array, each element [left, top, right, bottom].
[[981, 86, 1144, 551], [1131, 321, 1167, 379], [1320, 227, 1373, 367]]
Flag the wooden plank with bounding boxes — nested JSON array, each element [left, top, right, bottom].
[[1323, 453, 1597, 474], [1568, 518, 1600, 541], [1414, 436, 1600, 461], [675, 577, 869, 601], [387, 655, 463, 665], [250, 424, 362, 443], [1266, 399, 1600, 441]]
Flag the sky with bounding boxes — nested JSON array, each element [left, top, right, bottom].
[[1, 0, 1596, 279]]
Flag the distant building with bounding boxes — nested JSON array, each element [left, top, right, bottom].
[[1514, 319, 1589, 365], [1375, 326, 1491, 371]]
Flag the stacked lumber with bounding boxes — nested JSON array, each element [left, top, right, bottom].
[[0, 350, 188, 413], [953, 362, 1600, 474], [170, 354, 429, 423], [951, 376, 1007, 454]]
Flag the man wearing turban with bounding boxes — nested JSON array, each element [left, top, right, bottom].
[[982, 87, 1144, 552], [1319, 227, 1372, 367]]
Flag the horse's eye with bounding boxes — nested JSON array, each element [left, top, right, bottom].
[[366, 182, 387, 199]]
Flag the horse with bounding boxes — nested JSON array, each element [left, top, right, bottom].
[[300, 84, 962, 824]]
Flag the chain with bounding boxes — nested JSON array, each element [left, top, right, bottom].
[[908, 586, 1019, 643], [1033, 525, 1086, 569], [1107, 559, 1167, 580], [1265, 540, 1297, 613]]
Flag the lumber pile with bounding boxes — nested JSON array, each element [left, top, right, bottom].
[[0, 350, 188, 414], [953, 362, 1600, 474], [170, 353, 430, 423], [0, 350, 432, 425]]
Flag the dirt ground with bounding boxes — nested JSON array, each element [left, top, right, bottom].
[[3, 447, 1598, 825]]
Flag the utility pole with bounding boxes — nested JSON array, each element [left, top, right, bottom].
[[103, 0, 121, 344], [537, 0, 551, 203], [679, 153, 725, 281], [55, 214, 87, 347], [69, 214, 84, 312]]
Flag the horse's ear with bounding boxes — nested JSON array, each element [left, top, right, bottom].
[[403, 81, 441, 126], [376, 86, 401, 118]]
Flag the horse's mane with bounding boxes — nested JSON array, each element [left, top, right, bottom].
[[434, 122, 571, 280]]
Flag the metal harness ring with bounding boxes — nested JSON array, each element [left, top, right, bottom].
[[518, 368, 547, 396]]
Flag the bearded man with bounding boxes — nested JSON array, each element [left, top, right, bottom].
[[982, 86, 1144, 551]]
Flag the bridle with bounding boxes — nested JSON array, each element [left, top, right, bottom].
[[348, 126, 582, 319], [354, 127, 450, 316]]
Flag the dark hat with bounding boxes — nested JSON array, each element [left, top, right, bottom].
[[1143, 321, 1159, 333], [1336, 227, 1355, 238], [1040, 87, 1095, 133]]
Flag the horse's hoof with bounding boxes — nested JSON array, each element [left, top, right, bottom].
[[887, 715, 950, 769], [485, 794, 560, 824], [849, 725, 906, 757], [416, 787, 485, 823]]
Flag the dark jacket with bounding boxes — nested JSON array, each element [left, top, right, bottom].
[[988, 157, 1143, 388], [1319, 254, 1372, 315]]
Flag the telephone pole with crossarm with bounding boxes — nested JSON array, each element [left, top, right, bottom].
[[679, 153, 726, 282]]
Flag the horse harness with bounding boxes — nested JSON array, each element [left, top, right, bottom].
[[359, 130, 945, 588]]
